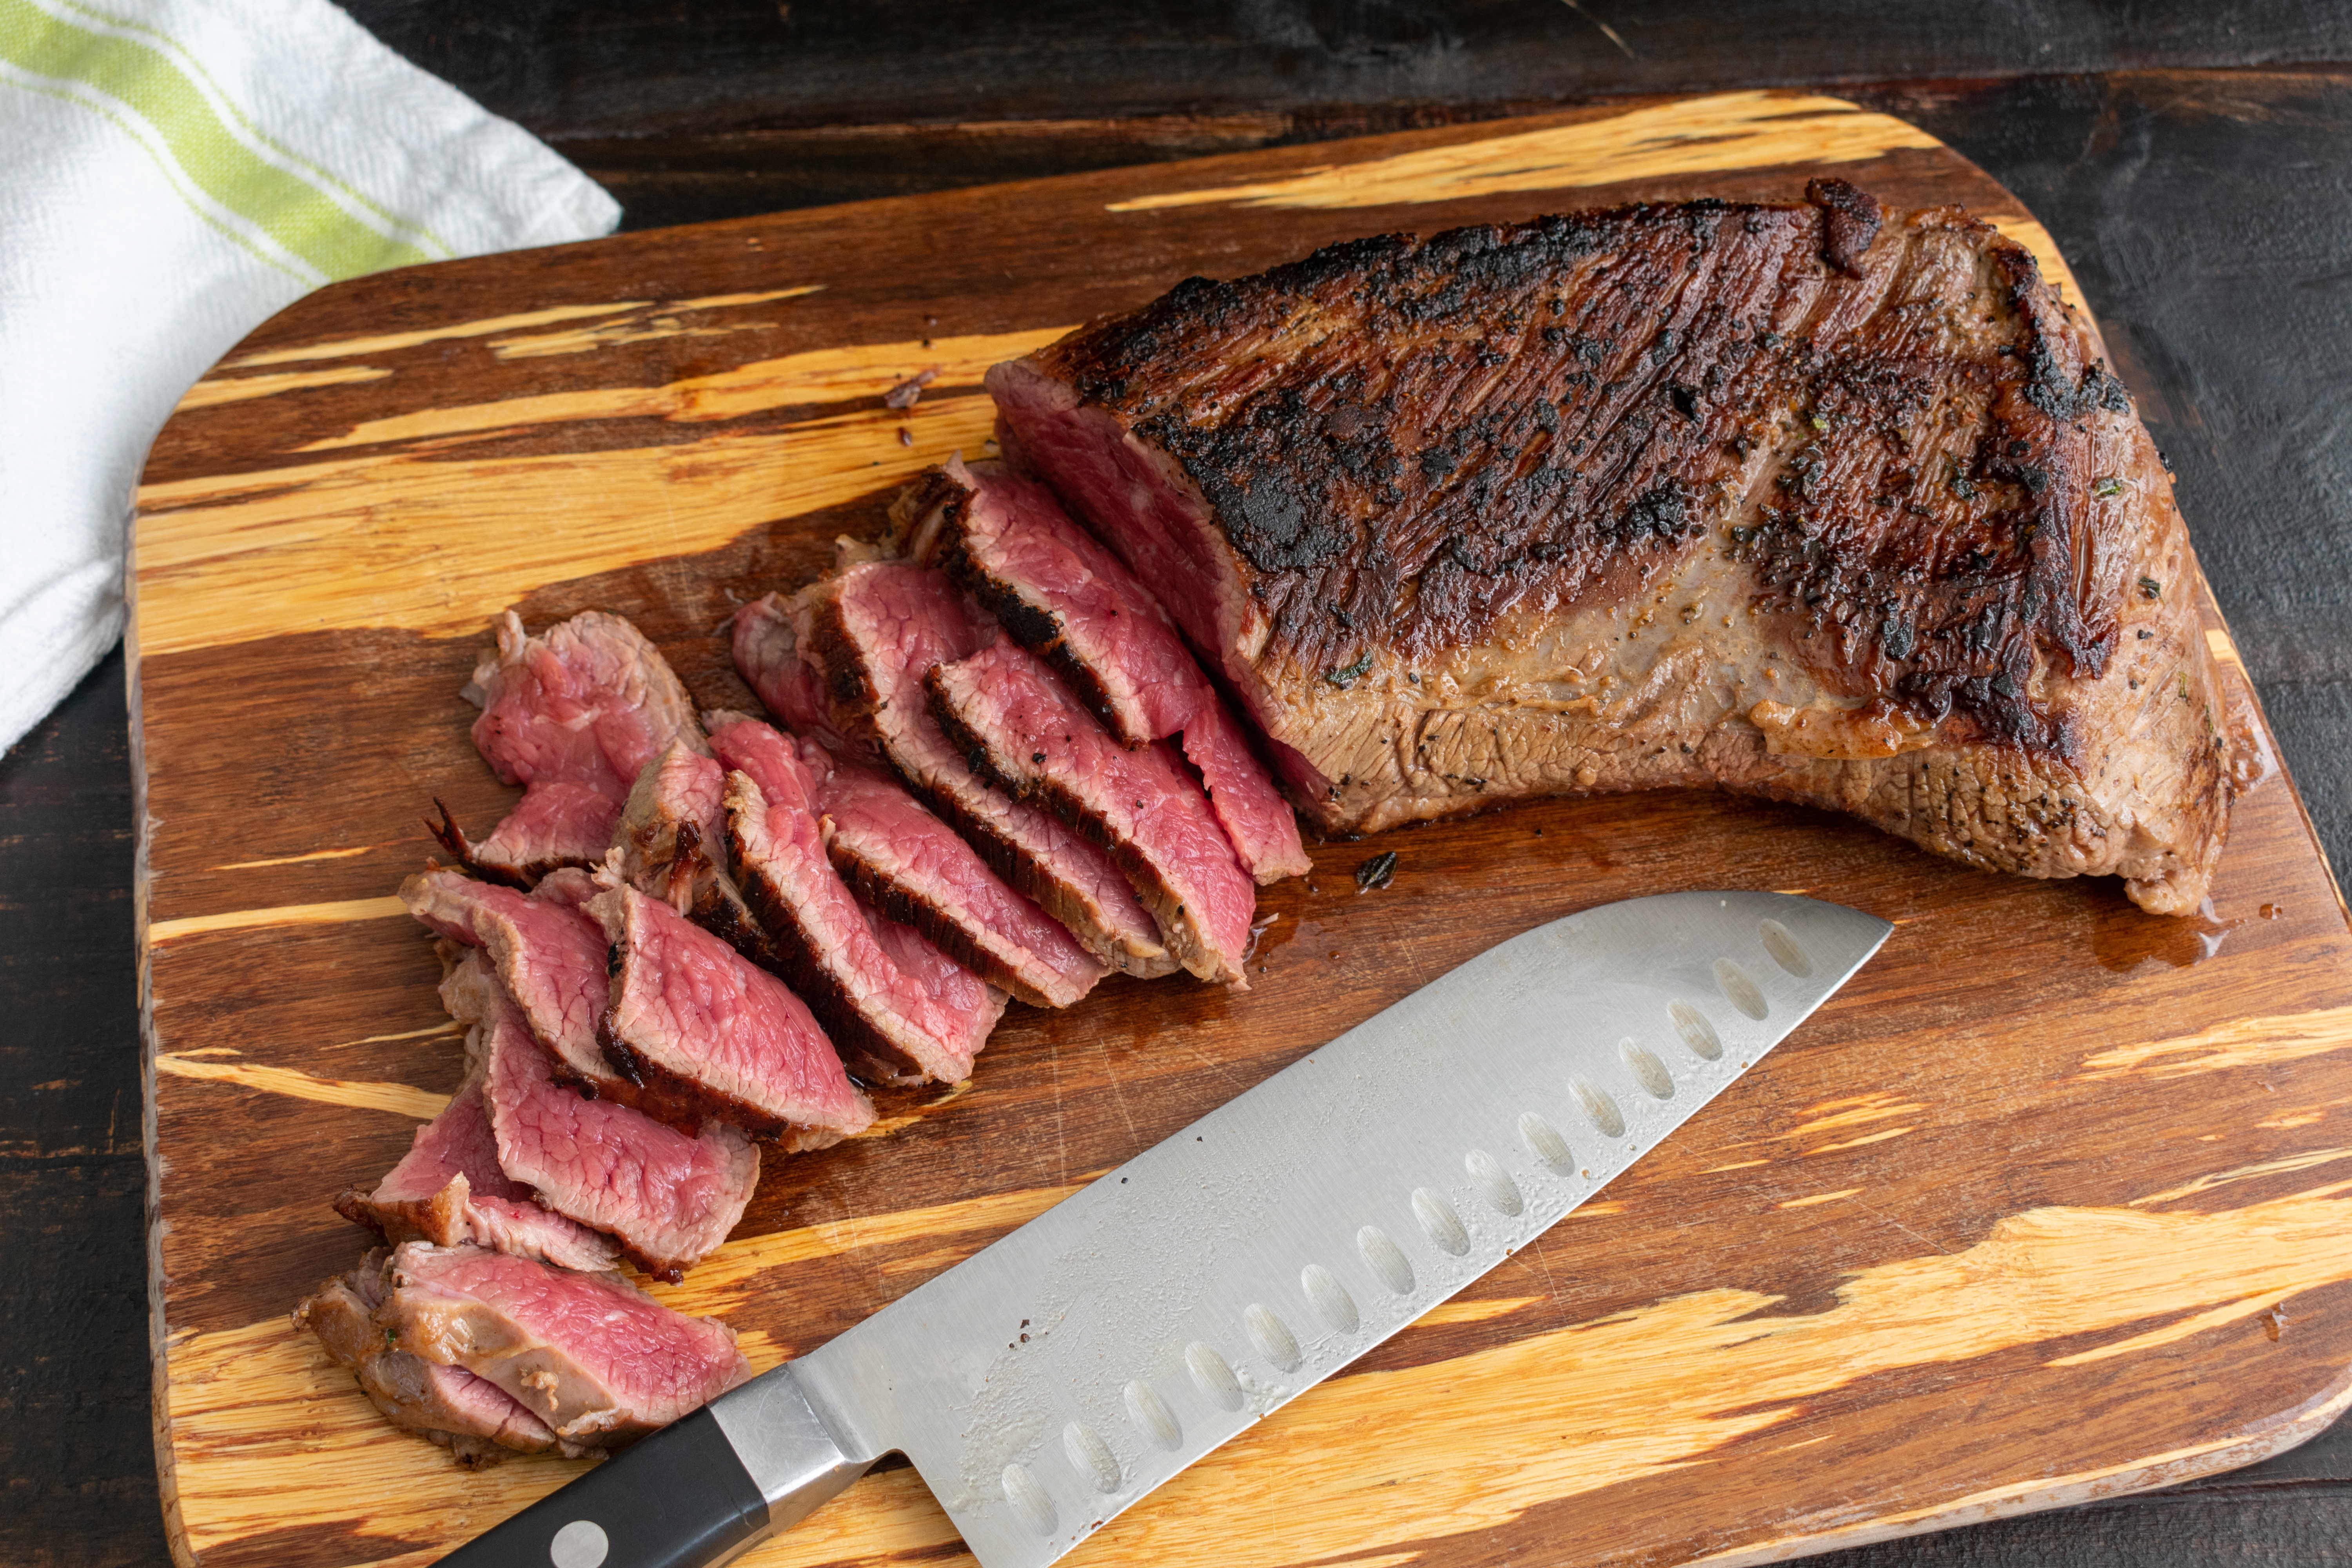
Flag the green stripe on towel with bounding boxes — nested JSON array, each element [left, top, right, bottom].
[[0, 0, 437, 281]]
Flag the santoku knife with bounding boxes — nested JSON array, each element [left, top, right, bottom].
[[448, 889, 1890, 1568]]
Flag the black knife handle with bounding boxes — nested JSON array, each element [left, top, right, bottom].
[[439, 1408, 771, 1568]]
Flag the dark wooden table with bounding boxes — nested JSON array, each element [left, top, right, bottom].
[[9, 7, 2352, 1565]]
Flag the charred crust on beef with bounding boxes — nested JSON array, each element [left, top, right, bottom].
[[797, 599, 884, 720], [1806, 178, 1882, 276], [595, 1014, 646, 1086], [724, 834, 929, 1087], [926, 679, 1207, 964], [1031, 196, 2148, 759], [935, 548, 1130, 734], [824, 842, 1016, 994], [925, 669, 1016, 795]]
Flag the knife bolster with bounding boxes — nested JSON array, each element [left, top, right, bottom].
[[707, 1364, 877, 1530]]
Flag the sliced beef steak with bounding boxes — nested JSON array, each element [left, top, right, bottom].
[[296, 1252, 573, 1465], [812, 748, 1106, 1009], [401, 867, 606, 1080], [778, 567, 1180, 975], [432, 782, 619, 891], [399, 866, 713, 1117], [444, 954, 759, 1282], [721, 638, 1109, 1009], [332, 1067, 618, 1274], [590, 883, 874, 1146], [438, 610, 706, 883], [989, 188, 2234, 914], [711, 719, 1004, 1084], [927, 643, 1255, 984], [909, 456, 1310, 884], [373, 1242, 749, 1445]]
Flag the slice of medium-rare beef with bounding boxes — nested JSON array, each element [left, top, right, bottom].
[[988, 188, 2235, 915], [590, 883, 874, 1146], [711, 722, 1004, 1083], [443, 953, 759, 1282], [866, 908, 1005, 1059], [398, 866, 720, 1119], [908, 456, 1310, 884], [295, 1252, 575, 1465], [724, 631, 1112, 1009], [616, 725, 1018, 1060], [434, 610, 708, 884], [814, 748, 1108, 1009], [782, 563, 1180, 978], [709, 710, 1105, 1009], [332, 1063, 619, 1274], [402, 866, 610, 1088], [926, 642, 1255, 985], [376, 1241, 749, 1446]]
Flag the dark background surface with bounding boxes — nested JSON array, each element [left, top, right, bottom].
[[8, 5, 2352, 1564]]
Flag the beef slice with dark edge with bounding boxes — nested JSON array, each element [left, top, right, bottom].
[[909, 454, 1309, 884], [446, 953, 759, 1282], [723, 625, 1110, 1008], [776, 562, 1178, 975], [926, 640, 1256, 985], [591, 882, 874, 1145], [713, 719, 1004, 1084]]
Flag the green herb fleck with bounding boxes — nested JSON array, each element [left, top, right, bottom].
[[1809, 412, 1829, 431], [1326, 652, 1374, 688], [1355, 851, 1399, 893], [2093, 477, 2125, 498], [2138, 576, 2163, 600]]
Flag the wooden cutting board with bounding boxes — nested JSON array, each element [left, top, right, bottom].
[[132, 91, 2352, 1568]]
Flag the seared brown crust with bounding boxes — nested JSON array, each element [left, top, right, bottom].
[[422, 800, 543, 890], [800, 588, 887, 729], [1013, 189, 2232, 912]]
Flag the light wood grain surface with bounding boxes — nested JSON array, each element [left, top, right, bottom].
[[130, 92, 2352, 1568]]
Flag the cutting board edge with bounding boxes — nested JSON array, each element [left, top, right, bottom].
[[125, 91, 2352, 1568], [1695, 1363, 2352, 1568]]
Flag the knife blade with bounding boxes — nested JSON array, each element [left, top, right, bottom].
[[446, 889, 1890, 1568]]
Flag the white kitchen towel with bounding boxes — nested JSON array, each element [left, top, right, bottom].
[[0, 0, 619, 753]]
